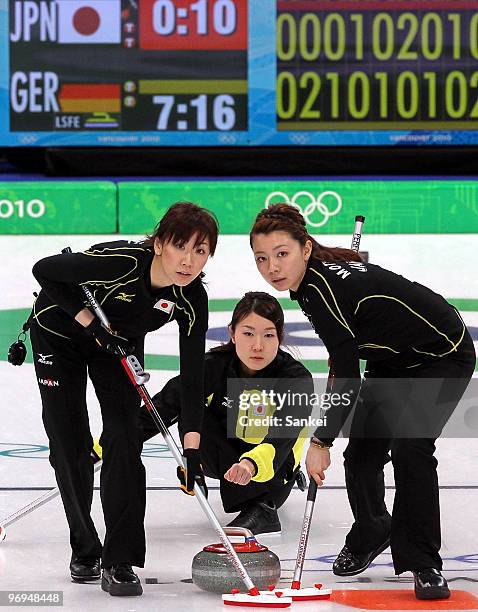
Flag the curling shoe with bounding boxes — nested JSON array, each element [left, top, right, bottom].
[[413, 568, 450, 600], [333, 537, 390, 576], [227, 500, 281, 536], [70, 555, 101, 583], [102, 564, 143, 596]]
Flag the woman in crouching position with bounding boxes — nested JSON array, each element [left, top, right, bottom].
[[141, 292, 313, 536]]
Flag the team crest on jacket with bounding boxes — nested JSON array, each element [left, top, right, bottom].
[[154, 299, 175, 314]]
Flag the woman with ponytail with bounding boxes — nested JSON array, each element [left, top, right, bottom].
[[141, 292, 313, 536], [250, 203, 475, 600]]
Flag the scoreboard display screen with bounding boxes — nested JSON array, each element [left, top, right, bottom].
[[277, 1, 478, 133], [2, 0, 478, 146]]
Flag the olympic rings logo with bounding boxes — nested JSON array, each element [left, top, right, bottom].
[[289, 134, 310, 145], [218, 134, 237, 144], [19, 135, 38, 144], [264, 191, 343, 228]]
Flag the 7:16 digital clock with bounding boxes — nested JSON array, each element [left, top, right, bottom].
[[123, 79, 247, 131], [153, 93, 239, 131]]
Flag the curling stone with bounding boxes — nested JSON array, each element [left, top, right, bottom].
[[192, 527, 281, 593]]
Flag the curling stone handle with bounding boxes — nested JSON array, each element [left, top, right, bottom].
[[224, 527, 255, 540]]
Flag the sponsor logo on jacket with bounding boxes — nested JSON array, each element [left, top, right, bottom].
[[37, 353, 53, 365], [115, 292, 135, 302]]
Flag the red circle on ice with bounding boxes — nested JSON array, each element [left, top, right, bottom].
[[73, 7, 100, 36]]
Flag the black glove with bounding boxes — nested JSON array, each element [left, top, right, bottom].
[[85, 317, 132, 355], [177, 448, 208, 498]]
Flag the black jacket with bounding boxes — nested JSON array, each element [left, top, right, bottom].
[[153, 347, 313, 483], [32, 240, 208, 433], [291, 256, 467, 440]]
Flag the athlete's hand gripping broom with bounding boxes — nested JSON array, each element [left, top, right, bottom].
[[263, 215, 365, 602], [78, 275, 292, 608]]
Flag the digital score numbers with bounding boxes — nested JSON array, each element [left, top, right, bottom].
[[276, 0, 478, 130], [136, 0, 248, 132], [9, 0, 247, 133]]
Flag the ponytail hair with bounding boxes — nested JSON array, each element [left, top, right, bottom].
[[249, 203, 362, 263], [211, 291, 284, 354]]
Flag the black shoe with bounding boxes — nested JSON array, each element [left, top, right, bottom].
[[226, 501, 281, 536], [413, 568, 450, 600], [70, 556, 101, 583], [333, 538, 390, 576], [101, 564, 143, 596]]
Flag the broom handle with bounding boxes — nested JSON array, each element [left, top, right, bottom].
[[292, 215, 365, 589], [77, 275, 260, 596]]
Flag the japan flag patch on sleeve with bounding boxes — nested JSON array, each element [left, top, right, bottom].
[[154, 299, 175, 314]]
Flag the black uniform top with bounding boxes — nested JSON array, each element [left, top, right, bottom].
[[152, 348, 313, 483], [290, 256, 466, 440], [32, 240, 208, 434]]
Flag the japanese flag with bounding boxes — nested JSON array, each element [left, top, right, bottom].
[[57, 0, 121, 44], [154, 299, 175, 314], [252, 404, 266, 417]]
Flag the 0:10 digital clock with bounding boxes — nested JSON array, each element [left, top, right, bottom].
[[153, 0, 238, 36]]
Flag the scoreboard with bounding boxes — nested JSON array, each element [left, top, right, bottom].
[[2, 0, 478, 146], [277, 1, 478, 133], [6, 0, 248, 141]]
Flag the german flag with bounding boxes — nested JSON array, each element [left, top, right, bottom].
[[58, 84, 120, 113]]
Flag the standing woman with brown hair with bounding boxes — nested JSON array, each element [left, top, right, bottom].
[[30, 202, 218, 596], [249, 203, 475, 600]]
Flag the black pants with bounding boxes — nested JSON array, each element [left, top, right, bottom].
[[343, 332, 475, 574], [141, 402, 295, 513], [30, 322, 146, 567]]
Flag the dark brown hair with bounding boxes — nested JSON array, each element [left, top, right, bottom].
[[142, 201, 219, 255], [211, 291, 285, 353], [249, 203, 362, 262]]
